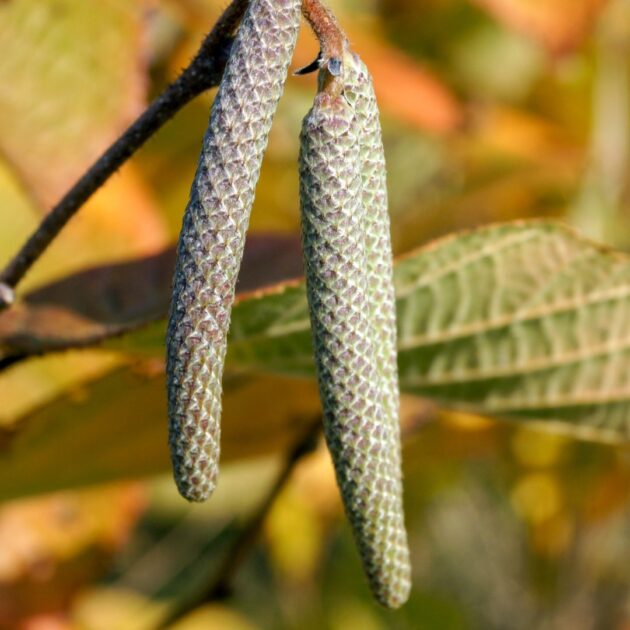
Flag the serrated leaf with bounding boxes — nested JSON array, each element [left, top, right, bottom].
[[7, 221, 630, 439], [224, 221, 630, 441]]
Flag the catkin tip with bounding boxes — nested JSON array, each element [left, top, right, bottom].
[[375, 572, 412, 609], [176, 479, 216, 503]]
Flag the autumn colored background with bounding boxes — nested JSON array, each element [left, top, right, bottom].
[[2, 0, 630, 628]]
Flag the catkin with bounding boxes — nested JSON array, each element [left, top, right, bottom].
[[343, 52, 402, 466], [166, 0, 301, 502], [299, 81, 411, 608]]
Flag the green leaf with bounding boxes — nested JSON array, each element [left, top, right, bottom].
[[56, 221, 630, 439], [225, 220, 630, 441], [4, 220, 630, 500]]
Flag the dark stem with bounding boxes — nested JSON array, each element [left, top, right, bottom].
[[0, 0, 249, 307], [160, 420, 321, 628]]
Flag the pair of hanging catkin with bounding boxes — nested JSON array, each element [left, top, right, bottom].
[[166, 0, 410, 608]]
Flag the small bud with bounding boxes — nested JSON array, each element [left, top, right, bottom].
[[327, 57, 342, 76]]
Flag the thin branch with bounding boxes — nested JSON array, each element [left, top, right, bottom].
[[299, 0, 349, 97], [0, 0, 249, 307], [159, 419, 322, 628], [301, 0, 347, 62]]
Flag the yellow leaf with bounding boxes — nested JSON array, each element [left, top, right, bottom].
[[0, 0, 148, 208]]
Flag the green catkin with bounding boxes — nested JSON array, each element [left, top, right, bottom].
[[166, 0, 301, 502], [343, 51, 402, 465], [299, 79, 411, 607]]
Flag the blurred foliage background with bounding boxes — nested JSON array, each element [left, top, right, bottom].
[[2, 0, 630, 628]]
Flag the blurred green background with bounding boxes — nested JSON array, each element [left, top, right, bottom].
[[2, 0, 630, 628]]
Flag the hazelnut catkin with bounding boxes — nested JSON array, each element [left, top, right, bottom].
[[299, 69, 411, 608], [343, 51, 402, 467], [166, 0, 301, 502]]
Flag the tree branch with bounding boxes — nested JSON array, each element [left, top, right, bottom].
[[159, 419, 322, 628], [298, 0, 349, 97], [0, 0, 249, 308], [301, 0, 347, 62]]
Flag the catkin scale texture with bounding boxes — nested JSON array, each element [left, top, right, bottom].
[[299, 91, 411, 608], [166, 0, 301, 502], [343, 53, 402, 466]]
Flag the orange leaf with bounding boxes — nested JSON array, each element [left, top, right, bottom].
[[471, 0, 610, 54], [0, 484, 145, 625]]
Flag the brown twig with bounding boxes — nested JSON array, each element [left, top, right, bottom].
[[0, 0, 249, 308], [299, 0, 349, 98], [301, 0, 347, 62], [158, 419, 322, 628]]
